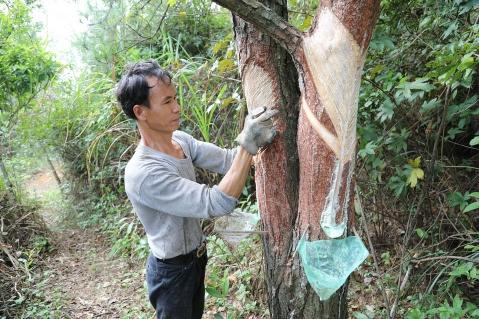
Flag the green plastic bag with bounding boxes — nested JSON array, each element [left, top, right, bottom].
[[297, 236, 369, 301]]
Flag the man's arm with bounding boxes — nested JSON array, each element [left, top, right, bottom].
[[218, 107, 279, 198], [217, 146, 252, 198], [129, 146, 250, 220], [133, 166, 238, 219]]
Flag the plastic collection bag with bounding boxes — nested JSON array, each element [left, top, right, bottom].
[[213, 209, 260, 248], [297, 235, 369, 301]]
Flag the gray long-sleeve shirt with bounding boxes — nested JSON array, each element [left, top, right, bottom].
[[124, 130, 238, 259]]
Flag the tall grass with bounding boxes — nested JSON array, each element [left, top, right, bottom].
[[149, 31, 242, 145]]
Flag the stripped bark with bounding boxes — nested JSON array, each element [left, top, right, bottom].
[[214, 0, 380, 317]]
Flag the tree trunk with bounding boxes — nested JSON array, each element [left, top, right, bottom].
[[215, 0, 380, 317], [231, 1, 301, 317]]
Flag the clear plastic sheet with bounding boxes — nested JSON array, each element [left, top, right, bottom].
[[213, 209, 260, 248]]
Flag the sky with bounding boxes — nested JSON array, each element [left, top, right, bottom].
[[32, 0, 86, 67]]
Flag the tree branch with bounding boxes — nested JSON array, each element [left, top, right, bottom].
[[212, 0, 303, 56], [411, 255, 479, 264], [126, 3, 169, 41]]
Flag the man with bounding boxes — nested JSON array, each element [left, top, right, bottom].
[[116, 59, 278, 319]]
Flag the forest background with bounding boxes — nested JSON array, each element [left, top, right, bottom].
[[0, 0, 478, 318]]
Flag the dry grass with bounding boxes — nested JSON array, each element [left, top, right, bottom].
[[0, 192, 49, 318]]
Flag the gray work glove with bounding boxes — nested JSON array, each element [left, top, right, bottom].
[[235, 107, 279, 155]]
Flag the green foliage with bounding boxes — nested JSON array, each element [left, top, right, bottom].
[[470, 135, 479, 146], [76, 0, 232, 76], [288, 0, 319, 31], [449, 262, 479, 283], [16, 70, 130, 194], [358, 0, 479, 199], [403, 258, 479, 318], [0, 0, 58, 129], [406, 294, 479, 319], [448, 190, 479, 213], [176, 56, 241, 144], [355, 0, 479, 316], [205, 235, 267, 318], [108, 215, 149, 259], [17, 272, 64, 319], [0, 0, 58, 200], [161, 0, 231, 56], [206, 268, 230, 298], [463, 191, 479, 213]]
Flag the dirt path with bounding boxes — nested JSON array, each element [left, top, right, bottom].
[[25, 166, 152, 319], [42, 229, 149, 318]]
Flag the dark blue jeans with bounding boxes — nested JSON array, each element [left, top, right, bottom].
[[146, 251, 208, 319]]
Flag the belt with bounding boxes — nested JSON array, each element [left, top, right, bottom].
[[156, 241, 207, 265]]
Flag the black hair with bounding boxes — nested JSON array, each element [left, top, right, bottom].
[[116, 59, 172, 120]]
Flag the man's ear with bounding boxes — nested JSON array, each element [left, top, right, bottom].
[[133, 104, 146, 120]]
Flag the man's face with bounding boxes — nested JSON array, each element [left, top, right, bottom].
[[138, 76, 180, 133]]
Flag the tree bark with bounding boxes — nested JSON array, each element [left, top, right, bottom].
[[215, 0, 380, 317], [231, 1, 301, 316]]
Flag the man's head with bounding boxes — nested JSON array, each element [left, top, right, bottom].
[[116, 60, 172, 120]]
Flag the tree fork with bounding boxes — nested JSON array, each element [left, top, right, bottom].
[[215, 0, 380, 317]]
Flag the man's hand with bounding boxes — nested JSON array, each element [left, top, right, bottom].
[[235, 107, 279, 155]]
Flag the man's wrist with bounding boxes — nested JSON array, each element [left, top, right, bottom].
[[238, 146, 254, 161]]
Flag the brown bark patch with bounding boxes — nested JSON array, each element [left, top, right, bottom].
[[321, 0, 381, 51]]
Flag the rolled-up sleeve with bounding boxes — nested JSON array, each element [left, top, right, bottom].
[[137, 169, 237, 218]]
